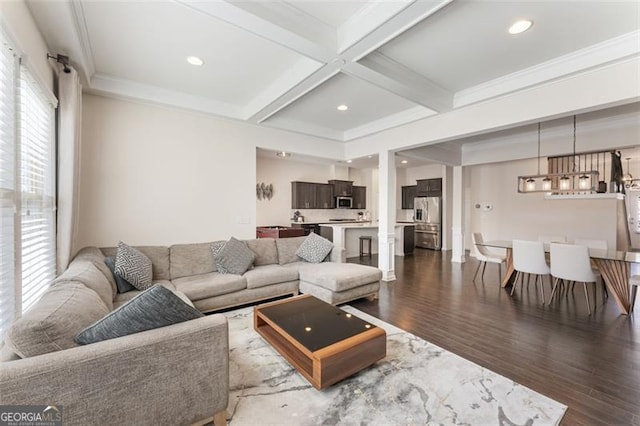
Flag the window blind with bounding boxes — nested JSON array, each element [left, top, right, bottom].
[[18, 66, 56, 314], [0, 29, 57, 340], [0, 34, 17, 337]]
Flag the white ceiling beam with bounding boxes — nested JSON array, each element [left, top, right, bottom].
[[337, 1, 414, 54], [247, 63, 342, 124], [175, 0, 334, 63], [338, 0, 453, 63], [345, 53, 452, 112], [245, 0, 454, 127]]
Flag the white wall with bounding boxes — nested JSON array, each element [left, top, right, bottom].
[[1, 0, 54, 93], [78, 94, 343, 247]]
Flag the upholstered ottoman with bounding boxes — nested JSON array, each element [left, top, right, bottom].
[[298, 263, 381, 305]]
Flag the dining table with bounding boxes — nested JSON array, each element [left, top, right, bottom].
[[477, 240, 640, 315]]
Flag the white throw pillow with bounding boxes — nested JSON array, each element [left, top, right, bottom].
[[296, 232, 333, 263]]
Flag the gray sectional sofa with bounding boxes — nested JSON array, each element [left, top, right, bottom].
[[0, 236, 381, 425]]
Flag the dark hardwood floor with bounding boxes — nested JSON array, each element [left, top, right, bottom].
[[349, 249, 640, 425]]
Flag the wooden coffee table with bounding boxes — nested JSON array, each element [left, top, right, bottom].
[[254, 295, 386, 390]]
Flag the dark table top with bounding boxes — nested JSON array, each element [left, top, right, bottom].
[[256, 296, 377, 352]]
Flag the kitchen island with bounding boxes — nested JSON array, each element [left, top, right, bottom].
[[320, 223, 415, 259]]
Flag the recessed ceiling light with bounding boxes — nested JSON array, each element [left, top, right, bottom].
[[276, 151, 291, 158], [337, 104, 348, 111], [347, 159, 353, 163], [401, 160, 408, 164], [368, 156, 373, 159], [186, 56, 204, 66], [508, 20, 533, 35]]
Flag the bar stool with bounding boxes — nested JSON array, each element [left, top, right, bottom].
[[359, 236, 372, 258]]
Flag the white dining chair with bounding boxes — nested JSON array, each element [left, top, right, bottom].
[[472, 232, 506, 283], [511, 240, 549, 301], [548, 243, 601, 315], [630, 275, 639, 313], [538, 235, 567, 244], [573, 238, 609, 298]]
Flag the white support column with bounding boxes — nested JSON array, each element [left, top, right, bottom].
[[378, 150, 396, 281], [451, 165, 466, 263]]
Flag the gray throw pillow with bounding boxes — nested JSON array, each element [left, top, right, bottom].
[[74, 284, 203, 345], [104, 257, 136, 293], [115, 241, 153, 290], [213, 237, 255, 275], [296, 232, 333, 263]]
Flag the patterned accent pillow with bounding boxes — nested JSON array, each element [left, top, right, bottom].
[[75, 284, 203, 345], [115, 241, 153, 290], [211, 241, 228, 273], [296, 232, 333, 263], [212, 237, 255, 275]]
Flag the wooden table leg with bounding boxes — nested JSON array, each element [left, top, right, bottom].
[[593, 258, 631, 315], [501, 248, 515, 288]]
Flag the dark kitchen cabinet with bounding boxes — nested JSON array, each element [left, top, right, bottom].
[[329, 180, 353, 197], [352, 186, 366, 209], [401, 185, 417, 209], [291, 182, 316, 209], [316, 183, 334, 209], [292, 182, 334, 209], [404, 225, 415, 255], [416, 178, 442, 197]]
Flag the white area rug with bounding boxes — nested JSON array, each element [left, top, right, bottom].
[[223, 306, 566, 425]]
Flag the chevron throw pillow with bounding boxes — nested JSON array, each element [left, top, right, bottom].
[[115, 241, 153, 290]]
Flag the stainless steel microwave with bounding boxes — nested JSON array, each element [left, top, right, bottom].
[[335, 196, 353, 209]]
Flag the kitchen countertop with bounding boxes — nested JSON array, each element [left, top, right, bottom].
[[320, 222, 414, 228], [291, 221, 370, 225]]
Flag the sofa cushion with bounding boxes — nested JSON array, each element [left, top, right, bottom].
[[173, 272, 247, 301], [101, 245, 171, 281], [298, 263, 382, 292], [55, 258, 115, 310], [75, 284, 203, 345], [296, 232, 333, 263], [245, 238, 278, 266], [72, 247, 117, 297], [170, 242, 218, 279], [243, 264, 299, 289], [4, 282, 110, 358], [104, 256, 136, 293], [275, 236, 306, 265], [214, 237, 255, 275]]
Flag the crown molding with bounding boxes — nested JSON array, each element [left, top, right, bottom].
[[261, 117, 344, 141], [454, 31, 640, 108], [68, 0, 95, 82], [89, 73, 245, 118]]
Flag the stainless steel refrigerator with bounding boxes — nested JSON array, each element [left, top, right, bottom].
[[414, 196, 441, 250]]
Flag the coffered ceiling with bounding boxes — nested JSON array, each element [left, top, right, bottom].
[[27, 0, 640, 142]]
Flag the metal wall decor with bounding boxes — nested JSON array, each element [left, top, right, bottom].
[[256, 183, 274, 200]]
